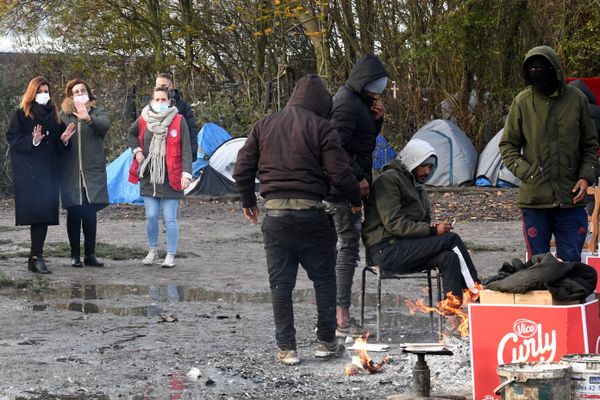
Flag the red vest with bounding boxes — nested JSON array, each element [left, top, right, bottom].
[[128, 114, 184, 191]]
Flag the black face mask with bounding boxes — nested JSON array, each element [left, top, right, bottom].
[[529, 69, 559, 96]]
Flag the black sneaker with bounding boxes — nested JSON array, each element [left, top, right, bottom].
[[336, 318, 369, 338], [315, 339, 345, 359]]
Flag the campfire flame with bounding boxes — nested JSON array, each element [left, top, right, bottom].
[[344, 336, 390, 376], [405, 283, 482, 337]]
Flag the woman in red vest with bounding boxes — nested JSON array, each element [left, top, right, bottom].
[[128, 87, 192, 268]]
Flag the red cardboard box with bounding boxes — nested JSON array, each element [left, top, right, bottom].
[[469, 300, 600, 400], [583, 255, 600, 293]]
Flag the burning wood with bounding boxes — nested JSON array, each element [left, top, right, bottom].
[[405, 283, 482, 337], [344, 336, 390, 376]]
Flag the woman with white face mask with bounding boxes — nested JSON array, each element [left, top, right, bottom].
[[6, 76, 76, 274], [60, 79, 111, 268], [127, 86, 193, 268]]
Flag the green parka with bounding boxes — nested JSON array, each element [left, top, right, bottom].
[[362, 139, 437, 249], [60, 98, 110, 209], [499, 45, 598, 209]]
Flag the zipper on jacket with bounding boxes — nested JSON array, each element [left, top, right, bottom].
[[77, 120, 91, 204]]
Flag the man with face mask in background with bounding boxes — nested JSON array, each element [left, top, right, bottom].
[[500, 45, 598, 262], [156, 73, 199, 162], [326, 54, 388, 337]]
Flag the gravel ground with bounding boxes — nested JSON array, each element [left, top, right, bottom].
[[0, 188, 525, 399]]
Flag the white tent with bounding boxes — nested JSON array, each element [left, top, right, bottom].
[[186, 137, 248, 196], [475, 129, 520, 187], [412, 119, 478, 186]]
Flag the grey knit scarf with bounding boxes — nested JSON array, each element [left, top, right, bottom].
[[139, 105, 178, 187]]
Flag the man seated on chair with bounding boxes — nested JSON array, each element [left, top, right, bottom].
[[361, 138, 479, 303]]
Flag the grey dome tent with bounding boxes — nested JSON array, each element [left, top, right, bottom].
[[412, 119, 478, 186], [185, 137, 248, 196], [475, 129, 520, 188]]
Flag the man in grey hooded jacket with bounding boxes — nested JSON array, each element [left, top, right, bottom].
[[362, 139, 479, 301]]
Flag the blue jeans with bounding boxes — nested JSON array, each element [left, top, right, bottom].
[[325, 201, 362, 309], [522, 207, 588, 262], [142, 197, 179, 255]]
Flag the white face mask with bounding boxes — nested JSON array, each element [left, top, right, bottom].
[[153, 102, 168, 112], [35, 93, 50, 105], [74, 94, 89, 104]]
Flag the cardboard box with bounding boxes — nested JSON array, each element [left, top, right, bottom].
[[479, 289, 579, 305], [469, 300, 600, 400]]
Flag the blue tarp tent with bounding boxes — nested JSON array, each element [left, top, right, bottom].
[[192, 122, 231, 176], [106, 149, 142, 204], [372, 134, 397, 170]]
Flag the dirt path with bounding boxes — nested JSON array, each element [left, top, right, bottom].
[[0, 192, 525, 399]]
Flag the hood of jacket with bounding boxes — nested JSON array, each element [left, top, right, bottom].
[[522, 46, 565, 88], [285, 74, 332, 118], [346, 54, 389, 94], [394, 138, 438, 183], [569, 80, 598, 105]]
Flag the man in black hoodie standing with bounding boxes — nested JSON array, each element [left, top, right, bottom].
[[156, 73, 199, 162], [234, 74, 362, 366], [326, 54, 388, 337]]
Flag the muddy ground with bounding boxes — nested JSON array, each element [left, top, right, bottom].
[[0, 188, 524, 400]]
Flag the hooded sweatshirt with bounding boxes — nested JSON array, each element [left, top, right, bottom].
[[362, 139, 438, 249], [499, 46, 598, 209], [234, 74, 362, 209], [329, 54, 388, 186], [569, 80, 600, 140]]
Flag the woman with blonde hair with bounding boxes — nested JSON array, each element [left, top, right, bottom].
[[60, 78, 110, 268], [6, 76, 75, 274], [128, 86, 192, 268]]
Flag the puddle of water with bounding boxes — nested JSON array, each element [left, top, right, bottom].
[[21, 282, 438, 330], [29, 302, 163, 317]]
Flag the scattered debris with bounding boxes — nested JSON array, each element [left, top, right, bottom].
[[186, 367, 201, 381], [158, 312, 178, 323]]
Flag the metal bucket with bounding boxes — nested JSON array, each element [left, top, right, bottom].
[[495, 362, 572, 400], [561, 354, 600, 400]]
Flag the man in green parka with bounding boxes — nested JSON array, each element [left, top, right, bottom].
[[500, 45, 598, 262]]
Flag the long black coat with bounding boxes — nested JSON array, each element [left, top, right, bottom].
[[7, 107, 69, 225], [60, 99, 110, 209]]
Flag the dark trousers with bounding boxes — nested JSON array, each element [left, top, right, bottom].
[[367, 232, 479, 298], [66, 194, 98, 257], [261, 211, 338, 350], [522, 207, 588, 262], [30, 224, 48, 257]]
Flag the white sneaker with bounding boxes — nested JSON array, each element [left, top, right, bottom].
[[142, 249, 158, 265], [161, 253, 176, 268]]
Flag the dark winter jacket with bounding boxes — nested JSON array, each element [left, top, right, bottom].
[[499, 46, 598, 209], [172, 89, 199, 162], [234, 74, 362, 209], [7, 105, 70, 225], [330, 54, 388, 187], [362, 140, 438, 249], [59, 98, 110, 209], [485, 253, 597, 301], [569, 79, 600, 140], [127, 108, 193, 199]]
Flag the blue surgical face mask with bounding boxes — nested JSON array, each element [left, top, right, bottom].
[[153, 102, 169, 112]]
